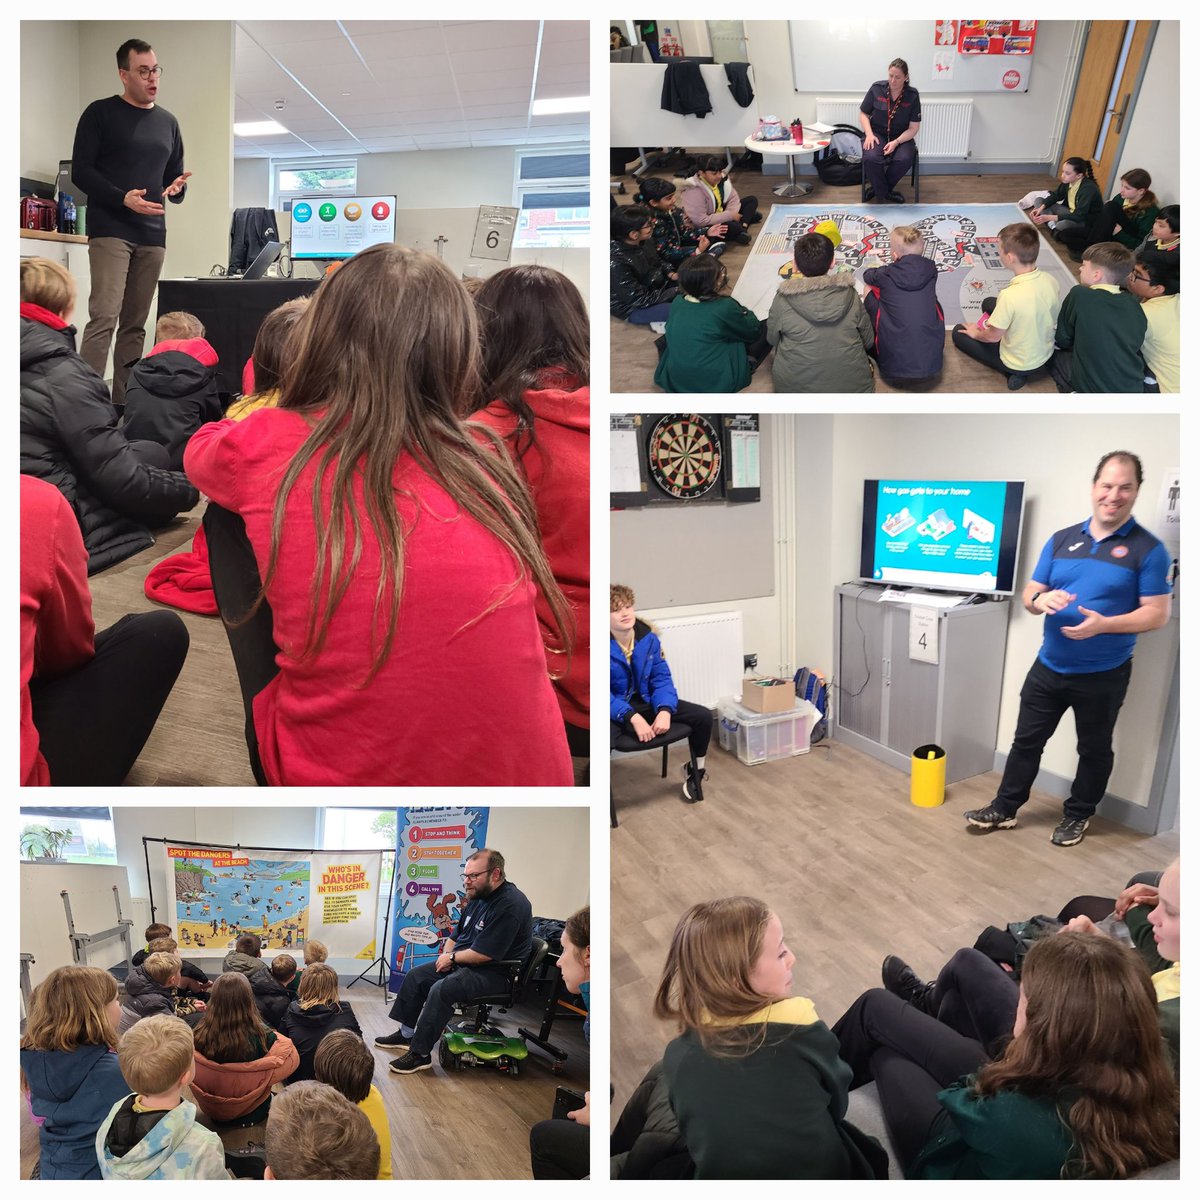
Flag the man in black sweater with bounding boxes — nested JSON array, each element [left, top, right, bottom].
[[72, 38, 191, 407]]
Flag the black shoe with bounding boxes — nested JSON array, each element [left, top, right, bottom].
[[729, 230, 752, 245], [682, 762, 708, 802], [388, 1050, 433, 1074], [963, 803, 1018, 831], [1051, 817, 1089, 847], [374, 1030, 410, 1049], [1007, 373, 1028, 390], [886, 190, 905, 203], [707, 241, 727, 259], [882, 955, 935, 1012], [864, 184, 875, 202]]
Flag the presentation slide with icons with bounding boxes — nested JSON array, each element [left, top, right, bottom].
[[290, 195, 396, 259]]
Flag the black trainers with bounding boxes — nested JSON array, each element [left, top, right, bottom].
[[1051, 817, 1089, 847], [388, 1050, 433, 1074], [964, 803, 1018, 831], [886, 190, 905, 203], [1006, 373, 1028, 390], [682, 762, 708, 802], [881, 955, 935, 1012], [374, 1030, 410, 1049]]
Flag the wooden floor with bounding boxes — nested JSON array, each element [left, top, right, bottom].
[[611, 167, 1076, 394], [609, 737, 1178, 1115], [20, 980, 588, 1179], [89, 499, 257, 786]]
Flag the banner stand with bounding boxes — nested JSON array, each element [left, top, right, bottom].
[[347, 850, 400, 995]]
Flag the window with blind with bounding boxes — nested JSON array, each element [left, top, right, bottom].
[[513, 148, 589, 248]]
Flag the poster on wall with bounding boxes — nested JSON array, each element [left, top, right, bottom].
[[957, 20, 1037, 56], [154, 841, 383, 961], [388, 806, 489, 993]]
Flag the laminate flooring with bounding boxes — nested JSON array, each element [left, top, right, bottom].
[[609, 737, 1177, 1115], [610, 168, 1078, 394], [19, 981, 588, 1179]]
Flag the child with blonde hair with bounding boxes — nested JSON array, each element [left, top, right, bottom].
[[98, 1014, 228, 1179], [20, 966, 129, 1178], [280, 962, 361, 1081], [304, 939, 329, 965], [653, 897, 886, 1178], [860, 224, 943, 387]]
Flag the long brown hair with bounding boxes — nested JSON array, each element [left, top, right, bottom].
[[653, 897, 777, 1057], [974, 932, 1178, 1177], [20, 966, 118, 1053], [470, 264, 589, 441], [1120, 168, 1158, 214], [192, 971, 273, 1062], [261, 243, 572, 683]]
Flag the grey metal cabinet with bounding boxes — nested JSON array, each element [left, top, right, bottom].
[[832, 584, 1009, 783]]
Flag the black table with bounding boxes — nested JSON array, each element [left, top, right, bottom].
[[156, 278, 321, 401]]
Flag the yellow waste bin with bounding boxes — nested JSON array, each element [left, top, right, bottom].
[[911, 743, 946, 808]]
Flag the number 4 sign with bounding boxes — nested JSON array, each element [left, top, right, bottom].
[[471, 205, 518, 262], [909, 606, 939, 665]]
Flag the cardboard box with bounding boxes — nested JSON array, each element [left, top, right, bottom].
[[739, 677, 795, 714]]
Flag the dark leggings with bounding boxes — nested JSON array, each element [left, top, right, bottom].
[[611, 698, 713, 761], [529, 1118, 589, 1179], [863, 141, 916, 199], [951, 325, 1051, 384], [833, 988, 988, 1175], [203, 502, 278, 786], [30, 610, 189, 784], [704, 195, 760, 242], [929, 948, 1019, 1052]]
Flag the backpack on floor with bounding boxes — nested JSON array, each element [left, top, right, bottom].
[[815, 125, 864, 187], [794, 667, 829, 743]]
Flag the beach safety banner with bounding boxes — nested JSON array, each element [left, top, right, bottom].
[[154, 841, 384, 962], [388, 806, 490, 992]]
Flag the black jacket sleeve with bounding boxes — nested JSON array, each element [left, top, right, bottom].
[[55, 367, 198, 518]]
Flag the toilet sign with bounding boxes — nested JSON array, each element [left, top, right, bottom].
[[471, 205, 518, 262]]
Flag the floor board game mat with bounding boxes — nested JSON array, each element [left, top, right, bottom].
[[731, 203, 1079, 326]]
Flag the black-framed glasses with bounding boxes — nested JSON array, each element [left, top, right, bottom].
[[463, 868, 488, 881], [126, 65, 163, 80]]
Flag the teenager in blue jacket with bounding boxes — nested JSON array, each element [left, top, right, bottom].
[[610, 582, 713, 800]]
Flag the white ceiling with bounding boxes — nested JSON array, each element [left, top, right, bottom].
[[233, 20, 589, 158]]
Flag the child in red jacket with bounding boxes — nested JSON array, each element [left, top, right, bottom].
[[184, 244, 572, 786], [470, 265, 589, 782], [20, 476, 188, 785]]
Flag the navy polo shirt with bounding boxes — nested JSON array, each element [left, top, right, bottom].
[[453, 879, 533, 963], [1031, 517, 1171, 674], [860, 82, 922, 143]]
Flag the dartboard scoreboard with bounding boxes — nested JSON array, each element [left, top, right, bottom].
[[610, 414, 761, 507]]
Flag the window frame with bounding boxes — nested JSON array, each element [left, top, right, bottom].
[[272, 157, 359, 210], [512, 144, 590, 248]]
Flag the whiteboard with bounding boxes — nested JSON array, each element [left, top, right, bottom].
[[611, 62, 760, 148], [789, 21, 1035, 95], [21, 862, 134, 989]]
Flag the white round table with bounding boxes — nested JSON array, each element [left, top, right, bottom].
[[743, 133, 827, 198]]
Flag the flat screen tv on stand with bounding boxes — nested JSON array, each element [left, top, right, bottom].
[[859, 478, 1026, 597]]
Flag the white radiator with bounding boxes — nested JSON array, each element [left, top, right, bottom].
[[816, 98, 973, 159], [655, 612, 744, 710]]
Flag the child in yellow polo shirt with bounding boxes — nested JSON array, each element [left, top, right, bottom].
[[1129, 249, 1179, 393], [951, 223, 1061, 390]]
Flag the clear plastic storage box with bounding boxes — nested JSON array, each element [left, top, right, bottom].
[[718, 697, 819, 765]]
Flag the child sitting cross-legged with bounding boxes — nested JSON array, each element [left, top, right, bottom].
[[264, 1079, 379, 1180], [133, 923, 210, 993], [861, 224, 943, 388], [122, 310, 223, 469], [118, 950, 206, 1034], [610, 204, 678, 328], [767, 232, 874, 393], [951, 222, 1061, 390], [654, 253, 770, 394], [97, 1014, 229, 1179], [313, 1029, 393, 1179], [1051, 241, 1147, 393]]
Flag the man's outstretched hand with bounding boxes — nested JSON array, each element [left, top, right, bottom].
[[165, 171, 192, 197], [124, 188, 164, 216]]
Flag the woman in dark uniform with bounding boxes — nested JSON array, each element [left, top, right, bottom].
[[859, 58, 921, 202]]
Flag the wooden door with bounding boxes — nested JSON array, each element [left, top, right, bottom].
[[1060, 20, 1156, 193]]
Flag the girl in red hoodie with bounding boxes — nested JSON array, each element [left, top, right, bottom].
[[184, 245, 572, 786], [470, 265, 590, 781]]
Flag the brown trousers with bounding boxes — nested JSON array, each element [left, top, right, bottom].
[[80, 238, 166, 404]]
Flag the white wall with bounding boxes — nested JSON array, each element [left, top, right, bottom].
[[1114, 22, 1179, 205], [233, 157, 271, 210], [20, 23, 81, 183], [741, 20, 1085, 166], [828, 415, 1178, 806]]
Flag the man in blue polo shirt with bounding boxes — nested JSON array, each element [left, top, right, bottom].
[[965, 451, 1172, 846], [376, 848, 533, 1073]]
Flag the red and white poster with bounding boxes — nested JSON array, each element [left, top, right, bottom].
[[958, 20, 1037, 56]]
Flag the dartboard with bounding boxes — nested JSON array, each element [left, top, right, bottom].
[[647, 414, 723, 500]]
